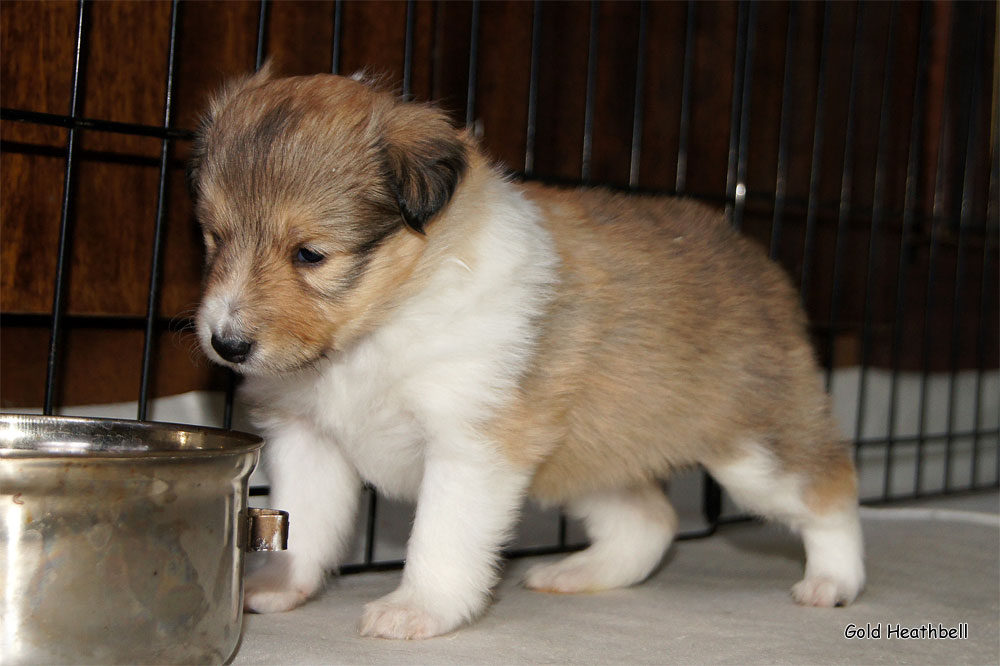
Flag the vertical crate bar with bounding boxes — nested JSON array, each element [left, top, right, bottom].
[[43, 0, 87, 416], [222, 372, 237, 429], [724, 0, 748, 225], [853, 1, 898, 458], [824, 2, 865, 390], [524, 0, 542, 175], [769, 3, 799, 261], [800, 1, 831, 304], [256, 0, 269, 70], [628, 0, 648, 189], [580, 0, 599, 184], [974, 33, 1000, 485], [886, 0, 931, 501], [944, 8, 987, 491], [731, 0, 757, 231], [331, 0, 343, 74], [916, 6, 960, 495], [675, 0, 696, 194], [702, 471, 722, 527], [363, 483, 378, 565], [138, 0, 182, 422], [465, 0, 480, 126], [403, 0, 415, 100]]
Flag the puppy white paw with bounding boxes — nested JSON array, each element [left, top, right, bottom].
[[359, 591, 457, 640], [244, 585, 309, 614], [243, 560, 321, 614], [524, 555, 607, 594], [792, 576, 858, 607]]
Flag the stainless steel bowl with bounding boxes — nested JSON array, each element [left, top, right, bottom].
[[0, 414, 286, 665]]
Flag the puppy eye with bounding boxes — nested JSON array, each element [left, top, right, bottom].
[[295, 247, 325, 264]]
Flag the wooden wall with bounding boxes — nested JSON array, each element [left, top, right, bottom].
[[1, 0, 996, 409]]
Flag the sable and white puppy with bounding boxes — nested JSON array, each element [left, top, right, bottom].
[[191, 66, 865, 640]]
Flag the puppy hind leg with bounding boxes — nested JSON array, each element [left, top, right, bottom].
[[524, 481, 677, 594], [791, 504, 865, 607], [705, 443, 865, 607]]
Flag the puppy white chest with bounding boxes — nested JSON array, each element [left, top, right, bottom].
[[250, 350, 429, 500], [321, 366, 428, 499]]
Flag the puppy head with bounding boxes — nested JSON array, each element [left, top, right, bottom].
[[190, 66, 467, 374]]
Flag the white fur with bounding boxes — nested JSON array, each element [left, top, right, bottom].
[[524, 483, 678, 593], [198, 274, 251, 356], [793, 508, 865, 606], [244, 419, 362, 613], [706, 444, 865, 606], [239, 179, 559, 638]]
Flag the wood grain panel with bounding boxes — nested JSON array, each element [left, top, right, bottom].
[[684, 0, 737, 198], [475, 0, 533, 170], [1, 1, 79, 317], [634, 0, 687, 192], [532, 0, 590, 181], [1, 322, 227, 408], [0, 147, 67, 314], [0, 0, 76, 141], [340, 1, 408, 86], [587, 0, 641, 187], [1, 0, 995, 408]]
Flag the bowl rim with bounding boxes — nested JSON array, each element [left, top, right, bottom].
[[0, 413, 264, 460]]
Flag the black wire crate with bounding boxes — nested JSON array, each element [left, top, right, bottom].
[[1, 0, 996, 573]]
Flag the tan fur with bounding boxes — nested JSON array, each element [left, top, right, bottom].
[[193, 70, 867, 624], [195, 68, 857, 520], [192, 69, 472, 372], [483, 187, 854, 507], [803, 453, 859, 514]]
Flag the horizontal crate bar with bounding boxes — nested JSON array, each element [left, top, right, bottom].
[[0, 312, 193, 330], [1, 107, 194, 141], [856, 429, 1000, 448]]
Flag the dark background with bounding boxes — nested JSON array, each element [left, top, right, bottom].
[[1, 0, 996, 409]]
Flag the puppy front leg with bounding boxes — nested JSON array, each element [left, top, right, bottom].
[[245, 420, 362, 613], [360, 445, 530, 639]]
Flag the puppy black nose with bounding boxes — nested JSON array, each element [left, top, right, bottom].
[[211, 334, 253, 363]]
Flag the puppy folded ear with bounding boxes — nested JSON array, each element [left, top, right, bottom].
[[380, 104, 468, 234]]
